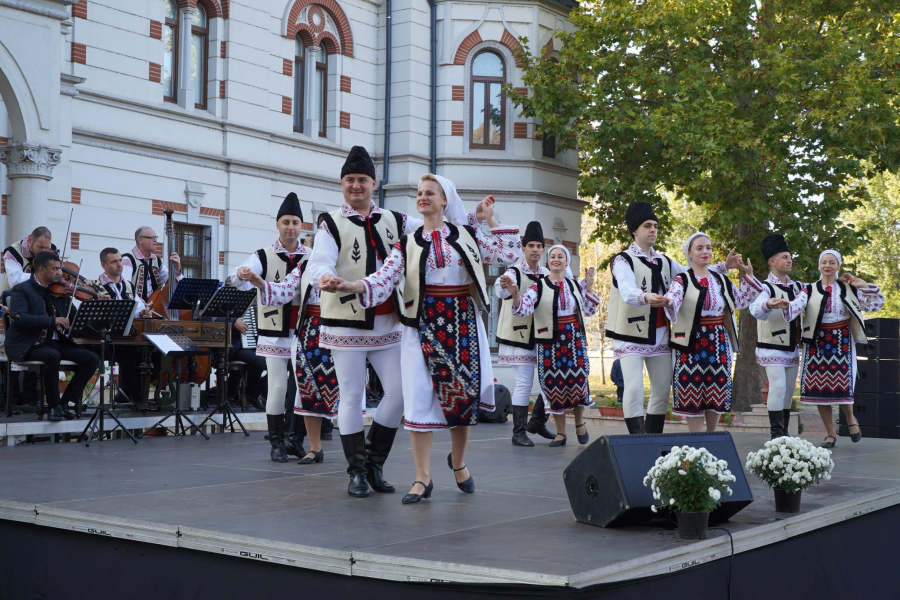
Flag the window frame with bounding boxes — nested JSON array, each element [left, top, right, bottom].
[[163, 7, 179, 103], [316, 50, 327, 138], [293, 38, 305, 133], [191, 5, 209, 109], [173, 222, 212, 279], [469, 50, 506, 151]]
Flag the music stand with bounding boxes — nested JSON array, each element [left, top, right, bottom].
[[138, 334, 211, 439], [74, 300, 138, 446], [168, 278, 222, 319], [196, 287, 257, 435]]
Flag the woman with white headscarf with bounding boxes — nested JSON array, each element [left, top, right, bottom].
[[325, 173, 521, 504], [501, 244, 600, 447], [790, 250, 883, 448], [660, 233, 762, 432]]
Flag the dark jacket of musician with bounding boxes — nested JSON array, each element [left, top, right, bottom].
[[5, 276, 76, 361]]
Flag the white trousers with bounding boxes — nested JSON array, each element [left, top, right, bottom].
[[511, 364, 541, 407], [765, 365, 799, 412], [264, 357, 290, 415], [332, 346, 405, 435], [620, 353, 672, 418]]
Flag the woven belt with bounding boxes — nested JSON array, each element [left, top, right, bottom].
[[558, 314, 578, 325], [375, 296, 396, 316], [304, 305, 321, 317], [820, 319, 849, 330], [424, 285, 470, 298], [699, 316, 724, 326], [289, 305, 300, 328]]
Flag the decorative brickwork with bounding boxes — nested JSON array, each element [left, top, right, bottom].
[[285, 0, 353, 57], [453, 30, 483, 65], [72, 43, 87, 65], [72, 1, 87, 19], [149, 62, 162, 83], [71, 188, 82, 204], [451, 85, 464, 101], [339, 111, 350, 129], [150, 20, 163, 39], [340, 75, 351, 93], [451, 121, 464, 136], [513, 123, 528, 139]]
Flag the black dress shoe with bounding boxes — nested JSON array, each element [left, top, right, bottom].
[[401, 480, 433, 504], [575, 423, 589, 445], [58, 404, 76, 420], [298, 450, 324, 465], [248, 395, 265, 412], [822, 436, 836, 448], [447, 452, 475, 493], [549, 433, 567, 447], [348, 473, 370, 497], [47, 407, 63, 422], [848, 421, 863, 443]]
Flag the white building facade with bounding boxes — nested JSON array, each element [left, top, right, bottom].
[[0, 0, 583, 383]]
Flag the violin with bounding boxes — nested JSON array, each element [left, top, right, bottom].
[[48, 260, 109, 301]]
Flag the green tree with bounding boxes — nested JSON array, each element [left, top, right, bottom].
[[512, 0, 900, 411], [843, 172, 900, 318]]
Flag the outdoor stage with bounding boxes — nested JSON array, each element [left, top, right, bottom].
[[1, 419, 899, 599]]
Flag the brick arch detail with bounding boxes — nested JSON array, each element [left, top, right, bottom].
[[295, 29, 316, 51], [318, 31, 340, 56], [500, 29, 524, 67], [453, 30, 483, 65], [177, 0, 224, 19], [295, 25, 340, 54], [285, 0, 354, 57]]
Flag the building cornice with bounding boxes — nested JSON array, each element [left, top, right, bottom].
[[0, 0, 73, 20]]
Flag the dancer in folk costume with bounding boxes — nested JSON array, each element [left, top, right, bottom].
[[794, 250, 883, 448], [494, 220, 554, 447], [501, 245, 600, 447], [242, 229, 339, 466], [661, 233, 762, 432], [608, 202, 740, 435], [749, 234, 808, 439], [325, 174, 520, 504], [233, 193, 308, 462], [310, 148, 493, 498]]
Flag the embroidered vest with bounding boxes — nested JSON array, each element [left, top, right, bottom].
[[757, 279, 802, 351], [1, 240, 58, 293], [398, 224, 488, 328], [670, 270, 739, 353], [533, 278, 585, 342], [123, 252, 162, 300], [801, 280, 866, 345], [319, 208, 404, 329], [100, 279, 137, 301], [257, 246, 306, 338], [606, 249, 673, 345], [496, 266, 543, 350]]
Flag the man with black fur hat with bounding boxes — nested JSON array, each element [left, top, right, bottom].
[[232, 192, 308, 462], [608, 201, 741, 434], [307, 146, 489, 497], [749, 233, 808, 439], [494, 220, 553, 446]]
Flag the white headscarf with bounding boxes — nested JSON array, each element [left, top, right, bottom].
[[546, 244, 575, 279], [431, 175, 468, 227], [682, 232, 711, 268], [818, 249, 842, 267]]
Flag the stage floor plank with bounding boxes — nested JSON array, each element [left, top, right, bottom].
[[1, 421, 899, 583]]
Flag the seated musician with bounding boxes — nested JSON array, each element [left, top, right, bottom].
[[122, 226, 182, 301], [230, 305, 266, 411], [5, 252, 100, 422], [96, 247, 153, 405], [2, 226, 56, 292]]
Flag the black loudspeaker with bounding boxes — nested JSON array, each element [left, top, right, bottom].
[[865, 318, 900, 340], [563, 432, 753, 528], [478, 384, 511, 423], [856, 359, 899, 394], [857, 339, 900, 361], [842, 393, 900, 428]]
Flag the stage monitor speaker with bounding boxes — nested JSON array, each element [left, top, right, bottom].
[[844, 393, 900, 428], [857, 339, 900, 361], [563, 431, 753, 528], [856, 359, 899, 394], [478, 384, 511, 423], [865, 318, 900, 340]]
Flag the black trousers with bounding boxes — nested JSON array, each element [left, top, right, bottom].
[[112, 345, 143, 403], [229, 348, 266, 400], [26, 341, 100, 408]]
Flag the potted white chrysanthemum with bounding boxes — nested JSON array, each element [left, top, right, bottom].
[[643, 445, 737, 539], [745, 437, 835, 513]]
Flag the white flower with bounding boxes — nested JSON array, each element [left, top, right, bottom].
[[651, 505, 658, 513], [678, 470, 687, 476], [670, 498, 675, 505]]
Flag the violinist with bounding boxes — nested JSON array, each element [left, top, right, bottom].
[[5, 252, 99, 422], [122, 226, 182, 301], [1, 227, 56, 292]]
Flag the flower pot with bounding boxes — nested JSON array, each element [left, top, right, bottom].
[[761, 391, 769, 402], [598, 406, 624, 418], [675, 511, 709, 539], [774, 487, 802, 513]]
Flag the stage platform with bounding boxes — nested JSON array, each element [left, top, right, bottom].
[[1, 420, 899, 598]]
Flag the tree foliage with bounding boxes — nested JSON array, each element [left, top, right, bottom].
[[512, 0, 900, 273]]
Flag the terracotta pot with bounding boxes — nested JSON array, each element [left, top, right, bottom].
[[676, 511, 709, 539], [598, 406, 624, 418], [774, 487, 802, 513], [761, 391, 769, 402]]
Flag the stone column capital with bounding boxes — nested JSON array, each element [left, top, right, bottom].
[[0, 143, 62, 181]]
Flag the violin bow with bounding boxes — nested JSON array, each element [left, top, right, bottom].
[[59, 207, 74, 261], [63, 258, 83, 335]]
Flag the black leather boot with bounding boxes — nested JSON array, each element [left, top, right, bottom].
[[511, 406, 534, 446], [782, 409, 792, 437], [526, 399, 554, 440], [644, 413, 665, 434], [58, 401, 76, 421], [267, 414, 289, 462], [341, 431, 370, 497], [768, 411, 786, 439], [624, 416, 645, 434], [283, 412, 306, 459], [365, 423, 397, 493]]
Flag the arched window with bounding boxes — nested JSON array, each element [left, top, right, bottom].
[[470, 51, 505, 150], [316, 45, 327, 137], [163, 0, 178, 102], [191, 5, 209, 109], [293, 37, 305, 133]]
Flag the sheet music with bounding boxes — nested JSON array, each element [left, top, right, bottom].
[[241, 304, 258, 349], [144, 334, 184, 355]]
